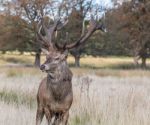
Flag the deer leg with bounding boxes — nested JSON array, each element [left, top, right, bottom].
[[52, 113, 60, 125], [44, 108, 52, 125], [53, 111, 69, 125], [60, 111, 69, 125], [36, 107, 44, 125]]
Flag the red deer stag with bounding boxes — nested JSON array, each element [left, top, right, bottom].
[[36, 17, 105, 125]]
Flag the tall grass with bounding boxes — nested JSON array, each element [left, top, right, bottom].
[[0, 72, 150, 125], [0, 54, 150, 124]]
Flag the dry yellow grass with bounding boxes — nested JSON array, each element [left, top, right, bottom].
[[68, 55, 150, 69], [0, 53, 150, 124], [0, 73, 150, 125], [0, 53, 150, 78], [1, 53, 150, 68]]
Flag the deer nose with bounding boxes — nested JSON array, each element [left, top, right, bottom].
[[40, 65, 45, 71]]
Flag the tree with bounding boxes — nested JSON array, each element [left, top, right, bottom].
[[0, 0, 39, 65], [20, 0, 53, 67], [104, 6, 131, 55], [2, 0, 54, 67], [2, 0, 106, 67], [56, 7, 84, 67], [56, 0, 106, 67], [121, 0, 150, 67], [106, 0, 150, 67], [0, 13, 33, 53]]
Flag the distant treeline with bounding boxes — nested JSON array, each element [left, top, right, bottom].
[[0, 0, 149, 67]]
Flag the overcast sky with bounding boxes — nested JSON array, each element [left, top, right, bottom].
[[96, 0, 113, 8], [96, 0, 111, 4]]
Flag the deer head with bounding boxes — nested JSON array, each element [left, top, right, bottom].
[[40, 48, 68, 73], [38, 16, 105, 73], [37, 18, 69, 73]]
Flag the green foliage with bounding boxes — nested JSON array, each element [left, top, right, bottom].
[[84, 31, 130, 56], [7, 69, 23, 77], [107, 0, 150, 57], [0, 89, 35, 108], [0, 14, 34, 52], [0, 0, 149, 63]]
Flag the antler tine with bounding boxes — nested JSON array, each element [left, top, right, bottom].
[[64, 16, 98, 49], [55, 14, 106, 51], [45, 19, 60, 44], [54, 16, 98, 50], [37, 23, 51, 48], [41, 18, 49, 36], [37, 18, 61, 49], [56, 19, 69, 31]]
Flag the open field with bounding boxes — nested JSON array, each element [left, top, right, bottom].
[[0, 53, 150, 77], [0, 73, 150, 125], [0, 53, 150, 69], [0, 54, 150, 125]]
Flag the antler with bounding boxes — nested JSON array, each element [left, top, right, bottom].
[[37, 15, 104, 51], [55, 16, 104, 50], [56, 19, 69, 31], [37, 18, 68, 49], [37, 19, 59, 47]]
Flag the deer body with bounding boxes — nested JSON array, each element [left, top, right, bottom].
[[36, 57, 73, 125], [36, 15, 105, 125]]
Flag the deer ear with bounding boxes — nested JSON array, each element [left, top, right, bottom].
[[41, 48, 49, 55]]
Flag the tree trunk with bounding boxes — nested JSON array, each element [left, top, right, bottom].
[[2, 51, 6, 54], [34, 52, 41, 67], [74, 56, 80, 67], [141, 57, 146, 68]]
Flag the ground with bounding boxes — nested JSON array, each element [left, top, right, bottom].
[[0, 53, 150, 125]]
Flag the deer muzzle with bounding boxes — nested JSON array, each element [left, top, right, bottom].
[[40, 64, 46, 71]]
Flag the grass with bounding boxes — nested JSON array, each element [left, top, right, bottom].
[[0, 53, 34, 66], [0, 89, 35, 108], [6, 69, 23, 77], [0, 74, 150, 125], [0, 53, 150, 69], [0, 53, 150, 124], [5, 67, 42, 77], [0, 53, 150, 78], [68, 56, 150, 69]]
